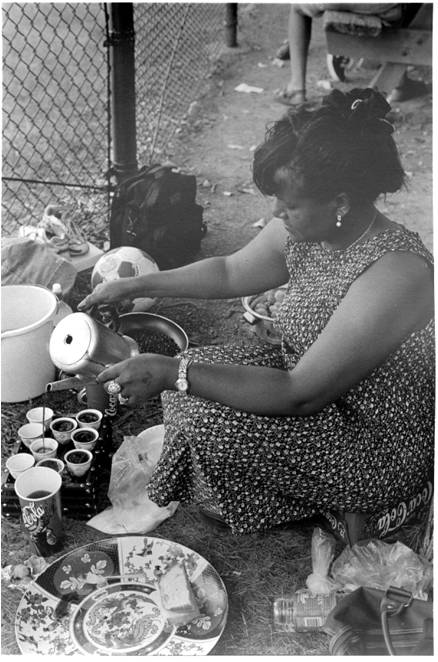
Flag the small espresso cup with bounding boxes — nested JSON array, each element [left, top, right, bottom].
[[75, 408, 103, 430], [71, 427, 99, 452], [36, 457, 65, 475], [64, 449, 93, 477], [49, 417, 78, 445], [14, 467, 63, 556], [18, 423, 45, 449], [30, 438, 58, 462], [6, 453, 35, 479], [26, 406, 54, 430]]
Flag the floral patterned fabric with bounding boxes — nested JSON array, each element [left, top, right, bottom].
[[147, 225, 434, 534]]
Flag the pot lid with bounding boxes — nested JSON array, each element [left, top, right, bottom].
[[49, 312, 94, 370]]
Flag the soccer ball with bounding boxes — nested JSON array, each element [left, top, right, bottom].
[[91, 246, 159, 310]]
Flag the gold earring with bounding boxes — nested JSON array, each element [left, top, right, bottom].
[[336, 212, 343, 228]]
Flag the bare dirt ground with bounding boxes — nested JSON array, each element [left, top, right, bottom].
[[167, 3, 432, 347], [1, 4, 432, 657]]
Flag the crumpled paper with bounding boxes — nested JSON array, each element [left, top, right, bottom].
[[234, 83, 264, 94]]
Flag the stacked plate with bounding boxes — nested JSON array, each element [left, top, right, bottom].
[[15, 536, 228, 656]]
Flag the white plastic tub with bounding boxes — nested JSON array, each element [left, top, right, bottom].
[[1, 285, 58, 402]]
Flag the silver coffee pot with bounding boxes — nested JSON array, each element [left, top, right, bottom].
[[46, 311, 138, 394]]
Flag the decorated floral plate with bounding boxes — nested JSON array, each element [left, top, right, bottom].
[[15, 536, 228, 655]]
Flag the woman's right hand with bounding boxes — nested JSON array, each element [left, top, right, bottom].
[[77, 279, 134, 312]]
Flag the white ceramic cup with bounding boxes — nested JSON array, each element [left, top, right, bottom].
[[49, 417, 78, 445], [75, 408, 103, 430], [36, 457, 65, 474], [71, 427, 99, 452], [30, 438, 58, 462], [64, 449, 93, 477], [6, 453, 35, 479], [25, 406, 54, 430], [18, 423, 45, 449]]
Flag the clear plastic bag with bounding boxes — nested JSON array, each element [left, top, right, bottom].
[[306, 527, 338, 594], [330, 539, 433, 600], [87, 424, 178, 534]]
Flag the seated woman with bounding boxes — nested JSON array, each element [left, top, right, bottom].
[[79, 88, 434, 535], [274, 3, 414, 105]]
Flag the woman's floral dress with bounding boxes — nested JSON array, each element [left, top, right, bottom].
[[147, 225, 434, 534]]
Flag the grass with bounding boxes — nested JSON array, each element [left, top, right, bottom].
[[1, 4, 433, 654], [1, 271, 330, 655], [2, 270, 432, 655]]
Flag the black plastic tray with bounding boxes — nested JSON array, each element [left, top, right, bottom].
[[1, 415, 113, 520]]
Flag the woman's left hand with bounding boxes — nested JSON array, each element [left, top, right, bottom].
[[96, 354, 177, 407]]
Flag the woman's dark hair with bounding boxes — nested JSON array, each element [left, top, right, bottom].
[[253, 88, 406, 204]]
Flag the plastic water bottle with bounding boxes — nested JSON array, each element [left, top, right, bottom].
[[52, 283, 72, 326], [273, 589, 338, 632]]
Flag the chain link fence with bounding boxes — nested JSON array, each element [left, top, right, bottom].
[[134, 3, 225, 164], [2, 2, 109, 238], [2, 2, 229, 243]]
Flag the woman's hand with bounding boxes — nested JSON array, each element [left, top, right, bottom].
[[96, 354, 177, 407], [77, 279, 135, 312]]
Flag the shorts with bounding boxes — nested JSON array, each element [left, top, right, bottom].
[[296, 3, 403, 25]]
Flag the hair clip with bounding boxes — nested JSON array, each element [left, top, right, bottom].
[[351, 99, 363, 111]]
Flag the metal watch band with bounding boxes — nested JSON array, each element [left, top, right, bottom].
[[175, 355, 193, 394]]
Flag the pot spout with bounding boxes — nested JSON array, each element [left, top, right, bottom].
[[46, 376, 88, 392]]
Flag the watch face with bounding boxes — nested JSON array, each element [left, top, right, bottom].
[[175, 378, 188, 392]]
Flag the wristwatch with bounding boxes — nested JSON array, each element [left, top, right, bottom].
[[175, 355, 193, 394]]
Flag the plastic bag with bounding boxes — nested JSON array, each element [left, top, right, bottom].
[[306, 527, 338, 594], [330, 539, 433, 600], [1, 555, 49, 592], [87, 424, 178, 534]]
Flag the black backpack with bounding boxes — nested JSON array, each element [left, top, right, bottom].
[[109, 164, 205, 269]]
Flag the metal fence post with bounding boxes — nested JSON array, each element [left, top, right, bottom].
[[108, 3, 138, 184], [224, 3, 238, 47]]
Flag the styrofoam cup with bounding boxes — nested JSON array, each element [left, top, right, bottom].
[[6, 453, 35, 479], [26, 406, 54, 430], [18, 423, 45, 449], [30, 438, 58, 462]]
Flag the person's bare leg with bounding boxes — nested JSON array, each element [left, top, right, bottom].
[[287, 6, 311, 97], [274, 5, 310, 105]]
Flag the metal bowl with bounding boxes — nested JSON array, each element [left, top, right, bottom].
[[241, 286, 286, 345], [118, 312, 189, 353], [241, 295, 274, 323]]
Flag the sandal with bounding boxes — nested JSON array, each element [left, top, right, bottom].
[[67, 219, 89, 257], [273, 88, 306, 106], [47, 235, 69, 253]]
